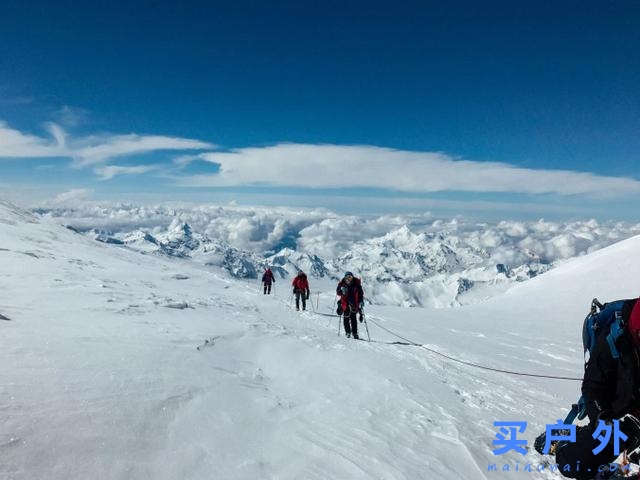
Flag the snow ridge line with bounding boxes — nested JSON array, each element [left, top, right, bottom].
[[362, 316, 583, 382]]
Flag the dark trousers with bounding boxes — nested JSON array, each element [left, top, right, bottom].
[[263, 283, 272, 294], [343, 308, 358, 338], [295, 290, 307, 310], [555, 417, 640, 479]]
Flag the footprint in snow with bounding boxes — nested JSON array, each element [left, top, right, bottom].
[[196, 336, 219, 350], [164, 301, 192, 309]]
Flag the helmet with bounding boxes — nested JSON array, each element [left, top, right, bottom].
[[344, 271, 354, 279]]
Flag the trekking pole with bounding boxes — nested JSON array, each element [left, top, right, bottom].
[[338, 315, 342, 335], [307, 290, 313, 312], [362, 312, 371, 342], [316, 292, 320, 311]]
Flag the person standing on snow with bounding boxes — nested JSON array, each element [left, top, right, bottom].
[[292, 271, 310, 311], [545, 297, 640, 479], [336, 272, 364, 339], [262, 267, 275, 295]]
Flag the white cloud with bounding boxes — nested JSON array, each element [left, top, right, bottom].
[[46, 123, 67, 149], [51, 188, 93, 204], [0, 120, 215, 171], [54, 105, 89, 127], [0, 120, 66, 157], [30, 201, 640, 308], [95, 165, 160, 180], [73, 134, 213, 167], [172, 154, 200, 167], [183, 143, 640, 196], [33, 201, 640, 267]]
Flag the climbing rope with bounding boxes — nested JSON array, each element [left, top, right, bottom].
[[253, 280, 583, 382], [363, 315, 583, 382]]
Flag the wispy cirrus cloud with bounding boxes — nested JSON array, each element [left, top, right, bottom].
[[95, 164, 160, 180], [172, 154, 201, 167], [180, 143, 640, 197], [0, 120, 214, 170], [72, 135, 213, 167], [4, 120, 639, 201], [51, 188, 93, 204], [0, 121, 67, 157], [53, 105, 89, 128]]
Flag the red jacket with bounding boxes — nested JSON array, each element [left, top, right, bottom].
[[292, 273, 309, 292], [262, 269, 275, 284], [337, 277, 364, 312]]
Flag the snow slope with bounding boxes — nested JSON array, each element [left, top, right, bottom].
[[2, 199, 639, 479]]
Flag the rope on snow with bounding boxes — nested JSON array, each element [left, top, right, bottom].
[[362, 315, 583, 382]]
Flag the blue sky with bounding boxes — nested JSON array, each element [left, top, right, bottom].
[[0, 0, 639, 219]]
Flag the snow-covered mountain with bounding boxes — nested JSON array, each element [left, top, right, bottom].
[[61, 218, 572, 308], [36, 203, 640, 309], [3, 197, 640, 479], [327, 225, 553, 307]]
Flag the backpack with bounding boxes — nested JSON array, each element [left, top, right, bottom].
[[582, 298, 632, 362]]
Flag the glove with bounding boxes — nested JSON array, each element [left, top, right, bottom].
[[597, 409, 614, 425], [587, 399, 613, 425], [359, 302, 364, 311], [306, 290, 310, 300], [359, 311, 364, 323], [336, 302, 343, 316]]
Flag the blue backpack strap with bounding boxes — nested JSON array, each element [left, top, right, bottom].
[[582, 312, 597, 357], [606, 311, 624, 359]]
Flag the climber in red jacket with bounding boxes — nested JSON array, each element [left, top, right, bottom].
[[292, 271, 310, 311], [262, 268, 275, 295], [336, 272, 364, 339]]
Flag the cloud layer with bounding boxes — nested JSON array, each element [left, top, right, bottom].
[[185, 143, 640, 196], [95, 165, 159, 180], [36, 200, 640, 264], [32, 199, 640, 307], [4, 120, 639, 199], [0, 120, 213, 178]]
